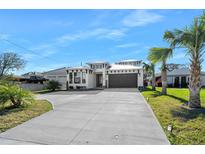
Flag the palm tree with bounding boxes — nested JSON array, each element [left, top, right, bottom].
[[148, 47, 173, 95], [164, 13, 205, 108], [143, 62, 156, 90], [0, 82, 34, 108]]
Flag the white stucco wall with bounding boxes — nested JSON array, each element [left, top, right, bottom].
[[20, 83, 47, 91], [87, 73, 96, 88], [138, 69, 144, 87]]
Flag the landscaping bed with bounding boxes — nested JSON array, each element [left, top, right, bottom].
[[0, 100, 52, 133], [141, 87, 205, 144]]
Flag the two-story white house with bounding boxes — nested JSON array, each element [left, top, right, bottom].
[[43, 60, 143, 89]]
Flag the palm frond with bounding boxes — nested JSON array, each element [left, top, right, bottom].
[[148, 47, 173, 64]]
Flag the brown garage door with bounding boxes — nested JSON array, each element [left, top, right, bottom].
[[109, 74, 138, 88]]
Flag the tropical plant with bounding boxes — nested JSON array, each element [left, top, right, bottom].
[[46, 80, 61, 91], [0, 82, 34, 108], [143, 62, 156, 90], [164, 13, 205, 108], [148, 47, 173, 95]]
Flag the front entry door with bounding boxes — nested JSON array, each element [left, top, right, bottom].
[[96, 74, 103, 87]]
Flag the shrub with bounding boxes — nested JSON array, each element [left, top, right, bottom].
[[46, 80, 61, 91], [0, 83, 34, 108]]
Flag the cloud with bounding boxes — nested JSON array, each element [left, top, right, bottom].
[[172, 52, 185, 60], [0, 33, 10, 40], [22, 63, 68, 73], [31, 43, 58, 56], [43, 20, 73, 27], [100, 29, 126, 39], [90, 11, 113, 27], [20, 43, 60, 61], [21, 53, 38, 60], [57, 28, 126, 43], [116, 43, 138, 48], [122, 10, 163, 27]]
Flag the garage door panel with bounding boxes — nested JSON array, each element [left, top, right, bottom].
[[109, 74, 138, 88]]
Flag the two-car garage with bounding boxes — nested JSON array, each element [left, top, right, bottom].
[[108, 74, 138, 88]]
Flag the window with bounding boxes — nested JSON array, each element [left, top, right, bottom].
[[69, 73, 73, 83], [82, 72, 86, 83], [74, 72, 81, 84]]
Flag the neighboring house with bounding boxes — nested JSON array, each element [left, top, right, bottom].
[[42, 67, 68, 90], [10, 72, 48, 91], [22, 72, 43, 78], [21, 72, 46, 84], [43, 60, 143, 90], [155, 67, 205, 88]]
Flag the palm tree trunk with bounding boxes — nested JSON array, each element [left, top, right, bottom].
[[188, 59, 201, 108], [152, 77, 156, 90], [161, 69, 167, 95], [152, 67, 156, 90]]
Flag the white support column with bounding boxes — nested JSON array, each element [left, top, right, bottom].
[[66, 70, 69, 90], [137, 69, 143, 87], [179, 76, 182, 88], [102, 70, 106, 88], [106, 73, 109, 88], [86, 71, 89, 88], [81, 71, 83, 84], [186, 76, 189, 84], [172, 76, 175, 87], [72, 72, 75, 85]]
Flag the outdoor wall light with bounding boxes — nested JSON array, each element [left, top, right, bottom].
[[167, 124, 173, 132]]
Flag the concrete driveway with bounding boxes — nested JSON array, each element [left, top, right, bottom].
[[0, 88, 169, 145]]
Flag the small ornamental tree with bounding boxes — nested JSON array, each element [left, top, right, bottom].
[[46, 80, 61, 91], [143, 62, 156, 90], [0, 52, 25, 78]]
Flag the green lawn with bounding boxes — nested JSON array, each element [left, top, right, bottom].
[[141, 87, 205, 144], [0, 100, 52, 133]]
